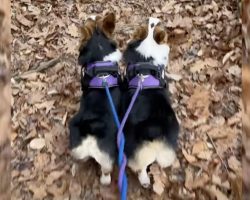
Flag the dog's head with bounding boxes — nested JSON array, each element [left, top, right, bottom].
[[78, 13, 121, 66], [124, 18, 169, 67]]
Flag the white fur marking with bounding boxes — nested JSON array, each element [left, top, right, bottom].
[[100, 173, 111, 185], [71, 135, 113, 184], [162, 68, 165, 79], [136, 17, 170, 66], [89, 15, 96, 20], [138, 169, 150, 188], [103, 49, 122, 63], [128, 140, 176, 172], [149, 17, 160, 29]]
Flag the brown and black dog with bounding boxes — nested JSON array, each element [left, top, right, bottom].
[[122, 18, 179, 187], [69, 13, 122, 185]]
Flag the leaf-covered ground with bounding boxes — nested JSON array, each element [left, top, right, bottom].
[[11, 0, 242, 199]]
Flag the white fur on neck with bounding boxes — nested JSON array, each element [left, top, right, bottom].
[[103, 49, 122, 63], [88, 15, 96, 20], [136, 17, 170, 66]]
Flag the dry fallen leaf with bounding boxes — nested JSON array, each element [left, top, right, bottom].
[[153, 180, 164, 195], [63, 37, 78, 54], [228, 65, 241, 78], [187, 86, 210, 121], [161, 0, 176, 13], [192, 173, 209, 189], [192, 141, 208, 155], [19, 72, 40, 80], [212, 174, 230, 190], [66, 23, 79, 38], [222, 50, 234, 65], [182, 148, 197, 163], [34, 153, 51, 170], [184, 167, 194, 190], [149, 164, 168, 195], [190, 58, 220, 73], [207, 126, 234, 140], [197, 150, 213, 160], [24, 129, 37, 140], [205, 185, 229, 200], [165, 72, 182, 81], [228, 156, 241, 173], [35, 100, 55, 114], [46, 170, 65, 185], [11, 132, 18, 142], [28, 92, 44, 104], [28, 183, 47, 200], [69, 179, 82, 198], [185, 168, 209, 190], [166, 15, 193, 29], [47, 179, 67, 196], [29, 138, 46, 150], [172, 159, 181, 169], [16, 14, 34, 27], [62, 112, 68, 126]]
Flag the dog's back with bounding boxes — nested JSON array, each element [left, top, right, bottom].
[[69, 13, 122, 185], [122, 18, 179, 187]]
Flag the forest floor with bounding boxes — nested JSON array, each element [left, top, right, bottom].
[[11, 0, 242, 199]]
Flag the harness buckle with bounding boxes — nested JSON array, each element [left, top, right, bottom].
[[127, 63, 166, 89]]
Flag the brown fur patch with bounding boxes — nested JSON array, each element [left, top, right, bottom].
[[132, 25, 148, 41], [154, 28, 166, 44], [132, 24, 166, 44], [81, 18, 96, 40], [79, 13, 116, 48], [101, 12, 115, 37]]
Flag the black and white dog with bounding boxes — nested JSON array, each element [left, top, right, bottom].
[[122, 18, 179, 187], [69, 13, 122, 185]]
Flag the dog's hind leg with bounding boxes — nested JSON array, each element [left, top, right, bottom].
[[100, 166, 112, 185], [128, 142, 156, 187], [71, 135, 113, 185], [94, 151, 113, 185], [138, 167, 150, 188], [156, 144, 176, 169], [69, 108, 85, 149]]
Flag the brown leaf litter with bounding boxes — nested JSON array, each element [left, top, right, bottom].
[[11, 0, 242, 199]]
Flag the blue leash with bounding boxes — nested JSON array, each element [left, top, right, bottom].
[[103, 77, 142, 200], [103, 81, 128, 200]]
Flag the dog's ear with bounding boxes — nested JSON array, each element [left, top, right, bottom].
[[132, 25, 148, 41], [101, 12, 115, 37], [154, 26, 166, 44], [80, 18, 96, 41], [78, 18, 96, 66]]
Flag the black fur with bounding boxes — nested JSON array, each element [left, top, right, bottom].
[[69, 28, 121, 162], [123, 40, 153, 65], [122, 40, 179, 159], [69, 88, 121, 159], [78, 29, 117, 66]]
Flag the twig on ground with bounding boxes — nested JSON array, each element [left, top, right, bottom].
[[13, 56, 62, 80], [206, 133, 229, 174]]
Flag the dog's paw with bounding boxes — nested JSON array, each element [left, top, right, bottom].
[[100, 173, 111, 185], [138, 170, 150, 188]]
